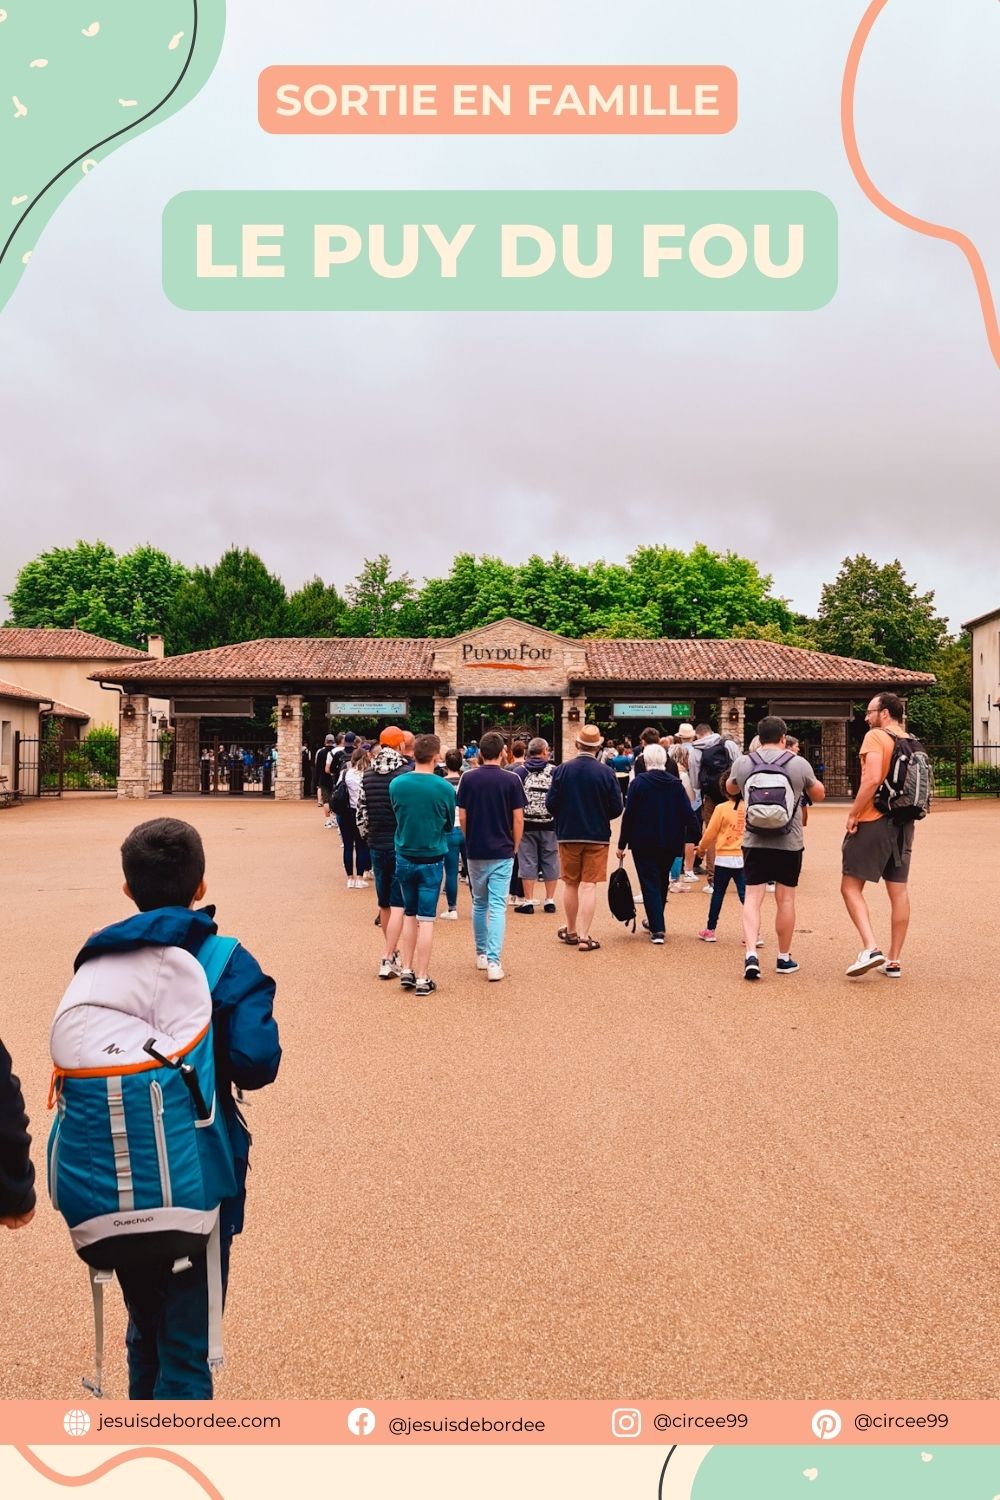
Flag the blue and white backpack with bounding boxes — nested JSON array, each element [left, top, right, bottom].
[[48, 934, 238, 1396]]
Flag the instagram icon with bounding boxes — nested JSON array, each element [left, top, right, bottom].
[[611, 1408, 642, 1438]]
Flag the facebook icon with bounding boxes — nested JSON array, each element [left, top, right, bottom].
[[347, 1406, 377, 1437]]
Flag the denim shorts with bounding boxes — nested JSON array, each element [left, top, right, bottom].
[[395, 853, 445, 921], [370, 847, 402, 909]]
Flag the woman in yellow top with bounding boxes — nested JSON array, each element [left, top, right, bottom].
[[694, 776, 761, 945]]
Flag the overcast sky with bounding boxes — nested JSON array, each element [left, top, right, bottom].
[[2, 0, 998, 632]]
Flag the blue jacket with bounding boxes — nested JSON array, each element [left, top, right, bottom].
[[545, 754, 623, 843], [618, 770, 701, 854], [73, 905, 281, 1238]]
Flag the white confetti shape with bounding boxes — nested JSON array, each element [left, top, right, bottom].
[[802, 1471, 818, 1483], [0, 10, 7, 20], [168, 31, 184, 50], [11, 194, 27, 205], [118, 98, 138, 107], [29, 59, 48, 68], [12, 96, 26, 118], [81, 159, 97, 174], [21, 250, 31, 264], [82, 22, 100, 38], [920, 1453, 933, 1462]]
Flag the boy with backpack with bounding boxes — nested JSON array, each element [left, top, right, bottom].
[[727, 717, 825, 981], [841, 692, 930, 979], [48, 817, 281, 1399], [688, 724, 739, 893], [511, 737, 559, 915]]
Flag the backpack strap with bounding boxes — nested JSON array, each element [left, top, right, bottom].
[[196, 934, 239, 995]]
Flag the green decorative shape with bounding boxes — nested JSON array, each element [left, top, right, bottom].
[[687, 1445, 1000, 1500], [162, 190, 838, 311], [0, 0, 225, 309]]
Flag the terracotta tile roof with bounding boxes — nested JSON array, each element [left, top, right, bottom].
[[0, 628, 151, 660], [0, 678, 45, 703], [90, 632, 936, 690], [582, 638, 936, 687], [47, 701, 91, 720], [95, 637, 442, 684]]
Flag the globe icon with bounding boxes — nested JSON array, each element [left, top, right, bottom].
[[63, 1408, 91, 1437]]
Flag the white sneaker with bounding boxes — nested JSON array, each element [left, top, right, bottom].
[[682, 871, 698, 882], [378, 952, 401, 980], [702, 882, 714, 894], [324, 818, 336, 828], [487, 962, 505, 982], [846, 948, 885, 977], [476, 954, 488, 970], [439, 909, 458, 920]]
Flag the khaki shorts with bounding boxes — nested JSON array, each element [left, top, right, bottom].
[[558, 841, 609, 886], [842, 817, 914, 884]]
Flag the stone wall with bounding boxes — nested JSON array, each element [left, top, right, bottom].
[[173, 716, 200, 792], [820, 718, 851, 797]]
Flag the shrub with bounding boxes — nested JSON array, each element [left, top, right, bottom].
[[83, 725, 119, 780]]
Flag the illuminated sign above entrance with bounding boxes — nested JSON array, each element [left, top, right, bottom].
[[328, 700, 407, 717], [613, 701, 692, 719]]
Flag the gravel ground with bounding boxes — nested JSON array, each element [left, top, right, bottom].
[[0, 794, 996, 1401]]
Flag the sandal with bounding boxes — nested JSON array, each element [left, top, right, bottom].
[[577, 936, 601, 951], [557, 927, 579, 945]]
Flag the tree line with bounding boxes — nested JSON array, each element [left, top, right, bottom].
[[3, 540, 969, 743]]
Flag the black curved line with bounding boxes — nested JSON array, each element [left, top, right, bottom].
[[657, 1445, 679, 1499], [0, 0, 199, 268]]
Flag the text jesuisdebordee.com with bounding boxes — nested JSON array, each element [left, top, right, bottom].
[[194, 222, 807, 281]]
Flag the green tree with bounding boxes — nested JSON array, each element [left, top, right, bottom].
[[165, 547, 291, 654], [5, 541, 189, 649], [287, 576, 347, 637], [624, 544, 794, 638], [343, 555, 425, 636], [905, 635, 971, 746], [416, 554, 517, 636], [814, 555, 947, 671]]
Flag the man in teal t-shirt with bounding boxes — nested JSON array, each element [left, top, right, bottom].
[[388, 734, 456, 997]]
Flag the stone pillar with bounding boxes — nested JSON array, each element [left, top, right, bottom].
[[560, 696, 580, 761], [436, 695, 459, 754], [820, 718, 851, 797], [117, 695, 150, 799], [173, 716, 200, 792], [275, 694, 304, 801], [720, 695, 746, 750]]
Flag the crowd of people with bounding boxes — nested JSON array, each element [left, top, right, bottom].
[[310, 693, 923, 991]]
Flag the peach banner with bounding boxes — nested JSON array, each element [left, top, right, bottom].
[[0, 1401, 995, 1445], [258, 67, 737, 134]]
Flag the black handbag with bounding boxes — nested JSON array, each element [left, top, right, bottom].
[[607, 866, 636, 931]]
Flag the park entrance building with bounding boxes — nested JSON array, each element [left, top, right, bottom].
[[95, 618, 934, 801]]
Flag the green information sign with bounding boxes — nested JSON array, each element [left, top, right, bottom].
[[328, 700, 407, 717], [613, 701, 691, 718]]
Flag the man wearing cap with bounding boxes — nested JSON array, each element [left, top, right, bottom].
[[356, 727, 414, 978], [315, 733, 337, 826], [545, 723, 623, 952]]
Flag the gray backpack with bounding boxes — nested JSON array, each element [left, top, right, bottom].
[[743, 750, 798, 834]]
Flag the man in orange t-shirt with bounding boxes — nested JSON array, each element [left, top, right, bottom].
[[841, 691, 915, 978]]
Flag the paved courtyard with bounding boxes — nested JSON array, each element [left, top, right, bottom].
[[0, 795, 996, 1400]]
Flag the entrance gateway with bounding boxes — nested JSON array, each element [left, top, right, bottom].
[[93, 617, 935, 801]]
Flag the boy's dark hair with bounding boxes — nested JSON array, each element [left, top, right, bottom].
[[875, 691, 905, 721], [412, 733, 441, 765], [479, 731, 505, 761], [121, 818, 205, 911], [757, 715, 787, 746], [641, 726, 661, 745], [511, 739, 526, 759], [444, 748, 463, 773]]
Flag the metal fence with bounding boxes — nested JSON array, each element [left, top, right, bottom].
[[13, 735, 118, 796], [926, 743, 1000, 800], [149, 736, 277, 796]]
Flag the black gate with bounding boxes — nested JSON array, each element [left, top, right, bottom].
[[151, 736, 277, 796], [13, 735, 117, 796]]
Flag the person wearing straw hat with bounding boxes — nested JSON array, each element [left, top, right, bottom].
[[545, 723, 623, 952]]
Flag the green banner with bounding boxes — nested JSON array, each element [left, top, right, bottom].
[[163, 190, 837, 311]]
